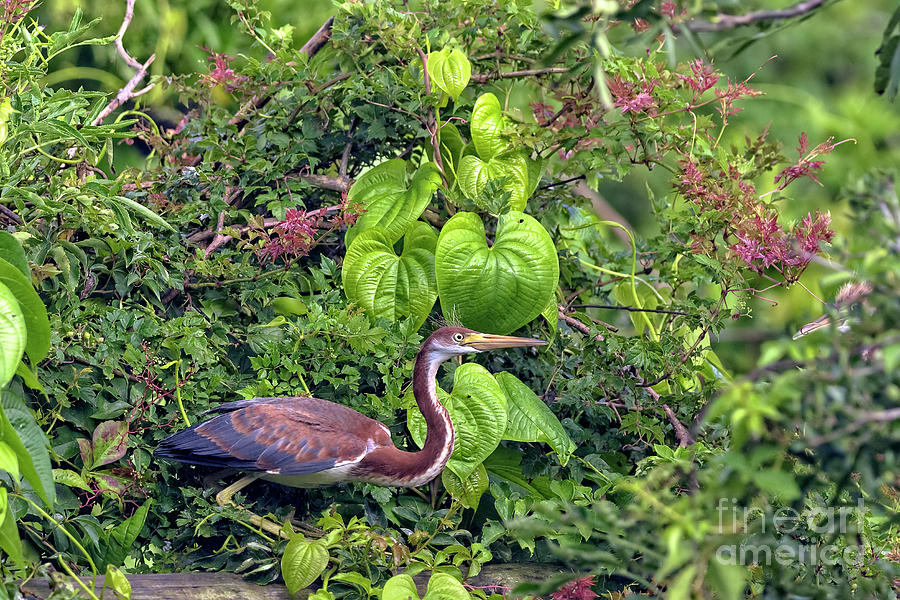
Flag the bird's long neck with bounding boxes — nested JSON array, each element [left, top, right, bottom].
[[353, 343, 454, 487], [411, 346, 455, 476]]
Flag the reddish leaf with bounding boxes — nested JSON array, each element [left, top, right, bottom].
[[91, 421, 128, 467]]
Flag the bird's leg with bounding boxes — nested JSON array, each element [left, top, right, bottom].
[[215, 474, 260, 506], [215, 475, 292, 539]]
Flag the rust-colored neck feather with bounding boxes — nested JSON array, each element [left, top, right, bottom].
[[354, 341, 454, 486]]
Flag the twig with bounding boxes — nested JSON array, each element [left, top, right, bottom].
[[538, 175, 585, 191], [416, 48, 446, 181], [93, 0, 155, 126], [662, 404, 695, 447], [114, 0, 142, 69], [686, 0, 826, 32], [558, 307, 612, 341], [0, 203, 23, 225], [296, 173, 352, 193], [470, 67, 570, 83], [203, 210, 230, 259], [808, 408, 900, 446], [571, 304, 691, 316]]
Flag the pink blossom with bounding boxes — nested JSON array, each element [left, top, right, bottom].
[[678, 60, 719, 96], [774, 133, 839, 190], [551, 576, 598, 600]]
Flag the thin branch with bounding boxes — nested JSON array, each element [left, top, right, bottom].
[[114, 0, 141, 69], [417, 47, 446, 182], [296, 173, 352, 193], [808, 408, 900, 446], [0, 203, 23, 225], [572, 181, 633, 246], [686, 0, 826, 32], [571, 304, 692, 316], [93, 0, 155, 126], [470, 67, 570, 83], [662, 404, 695, 447], [538, 175, 585, 191]]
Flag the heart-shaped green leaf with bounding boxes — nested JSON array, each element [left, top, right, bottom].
[[426, 48, 471, 102], [458, 150, 534, 211], [407, 363, 507, 480], [470, 93, 508, 161], [345, 159, 441, 247], [442, 463, 488, 510], [281, 537, 329, 595], [424, 572, 471, 600], [0, 232, 29, 279], [495, 372, 575, 465], [0, 282, 25, 389], [342, 222, 438, 329], [435, 211, 559, 334]]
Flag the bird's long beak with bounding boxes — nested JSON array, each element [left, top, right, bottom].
[[464, 332, 549, 350], [792, 315, 831, 340]]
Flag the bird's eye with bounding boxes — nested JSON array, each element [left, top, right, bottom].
[[453, 333, 464, 342]]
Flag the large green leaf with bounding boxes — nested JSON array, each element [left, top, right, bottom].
[[0, 488, 23, 565], [426, 48, 471, 102], [407, 363, 507, 480], [0, 257, 49, 365], [342, 222, 438, 329], [435, 212, 559, 334], [345, 159, 441, 247], [0, 282, 25, 389], [0, 232, 29, 278], [470, 93, 507, 161], [281, 536, 329, 595], [103, 500, 150, 566], [442, 463, 488, 510], [0, 388, 55, 507], [494, 372, 575, 465], [458, 150, 531, 211]]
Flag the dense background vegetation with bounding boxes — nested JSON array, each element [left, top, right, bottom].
[[0, 1, 898, 599]]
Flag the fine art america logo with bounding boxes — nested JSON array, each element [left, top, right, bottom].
[[714, 497, 872, 567]]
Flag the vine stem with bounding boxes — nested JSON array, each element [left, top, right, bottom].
[[13, 493, 99, 576]]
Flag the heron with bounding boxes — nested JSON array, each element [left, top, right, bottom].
[[793, 281, 873, 339], [155, 326, 547, 534]]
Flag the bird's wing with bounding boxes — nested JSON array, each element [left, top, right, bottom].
[[155, 397, 392, 475]]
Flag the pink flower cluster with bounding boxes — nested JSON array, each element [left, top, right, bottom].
[[608, 75, 659, 115], [202, 49, 247, 91], [551, 576, 598, 600], [678, 60, 719, 98], [774, 133, 838, 190], [262, 208, 317, 261], [677, 148, 834, 282]]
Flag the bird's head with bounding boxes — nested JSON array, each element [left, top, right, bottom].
[[426, 326, 548, 359]]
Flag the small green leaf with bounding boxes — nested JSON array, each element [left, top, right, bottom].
[[494, 372, 575, 465], [427, 48, 471, 101], [342, 222, 438, 329], [103, 501, 151, 566], [281, 536, 329, 596], [435, 212, 559, 334], [91, 421, 128, 467], [105, 564, 132, 600], [753, 469, 801, 501], [382, 573, 420, 600], [0, 257, 50, 365], [0, 282, 25, 388], [272, 296, 308, 316], [53, 468, 92, 492], [107, 195, 175, 231], [470, 93, 508, 161], [457, 150, 533, 211], [345, 160, 441, 247], [0, 487, 23, 565], [442, 463, 488, 510], [15, 360, 44, 392], [408, 363, 507, 480]]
